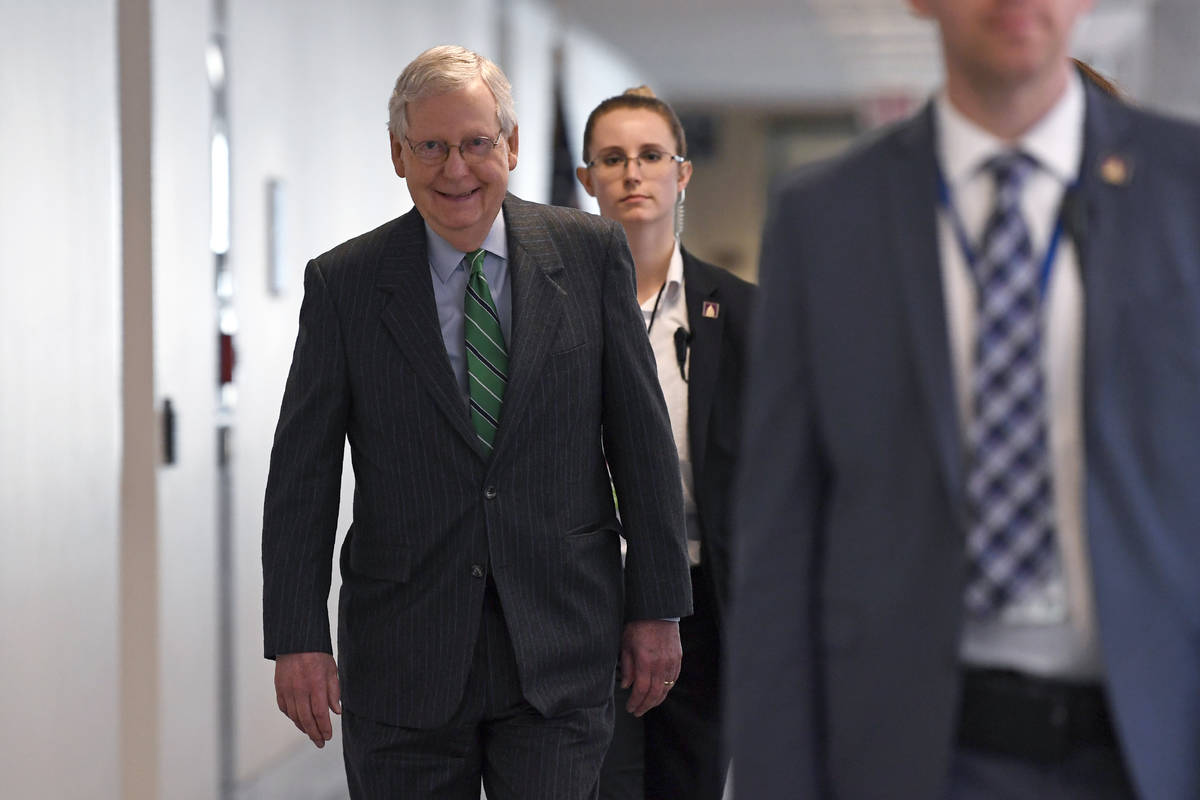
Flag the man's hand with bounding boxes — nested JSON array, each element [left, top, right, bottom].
[[275, 652, 341, 748], [619, 619, 682, 717]]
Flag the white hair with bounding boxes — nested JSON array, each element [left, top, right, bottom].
[[387, 45, 517, 140]]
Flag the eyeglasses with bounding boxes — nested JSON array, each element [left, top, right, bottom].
[[585, 150, 686, 176], [404, 130, 504, 164]]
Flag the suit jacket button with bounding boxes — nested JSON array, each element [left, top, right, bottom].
[[470, 564, 485, 579], [484, 486, 498, 500]]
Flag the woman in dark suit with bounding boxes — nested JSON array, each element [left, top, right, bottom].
[[577, 87, 755, 800]]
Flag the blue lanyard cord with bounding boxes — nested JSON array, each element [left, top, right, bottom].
[[935, 163, 1070, 299]]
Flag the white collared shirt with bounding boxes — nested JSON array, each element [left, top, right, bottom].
[[936, 71, 1102, 679], [640, 243, 697, 531]]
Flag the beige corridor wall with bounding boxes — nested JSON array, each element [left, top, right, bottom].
[[0, 1, 123, 797]]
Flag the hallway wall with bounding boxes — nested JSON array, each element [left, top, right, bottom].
[[0, 1, 123, 797], [151, 0, 220, 796], [1146, 0, 1200, 121]]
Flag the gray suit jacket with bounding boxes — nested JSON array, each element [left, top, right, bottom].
[[729, 81, 1200, 799], [263, 194, 692, 729]]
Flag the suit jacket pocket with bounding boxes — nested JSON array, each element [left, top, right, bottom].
[[564, 519, 621, 538], [346, 541, 412, 583], [549, 303, 589, 357], [551, 338, 588, 357]]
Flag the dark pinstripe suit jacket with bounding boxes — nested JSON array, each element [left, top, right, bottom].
[[263, 194, 692, 729]]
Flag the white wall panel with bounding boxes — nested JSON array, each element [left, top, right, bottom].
[[505, 0, 556, 203], [151, 0, 220, 797], [0, 1, 122, 798]]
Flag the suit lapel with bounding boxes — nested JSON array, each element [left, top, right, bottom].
[[890, 106, 969, 527], [375, 208, 487, 459], [1075, 80, 1135, 378], [1074, 82, 1137, 522], [683, 252, 721, 477], [489, 196, 566, 462]]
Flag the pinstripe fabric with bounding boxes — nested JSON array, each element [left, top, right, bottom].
[[263, 195, 691, 734], [342, 584, 613, 799]]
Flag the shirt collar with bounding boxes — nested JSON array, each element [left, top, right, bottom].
[[935, 68, 1085, 187], [426, 212, 509, 284], [641, 241, 686, 311]]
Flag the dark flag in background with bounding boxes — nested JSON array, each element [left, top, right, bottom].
[[549, 45, 578, 208]]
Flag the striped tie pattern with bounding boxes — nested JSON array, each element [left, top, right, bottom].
[[964, 152, 1058, 617], [464, 248, 508, 451]]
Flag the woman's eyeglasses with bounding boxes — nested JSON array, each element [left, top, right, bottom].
[[585, 150, 686, 176]]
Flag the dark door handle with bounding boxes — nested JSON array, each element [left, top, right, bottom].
[[162, 397, 176, 465]]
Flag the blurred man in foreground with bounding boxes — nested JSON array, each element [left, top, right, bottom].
[[730, 1, 1200, 797]]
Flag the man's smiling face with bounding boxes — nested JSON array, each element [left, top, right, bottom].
[[390, 77, 518, 251]]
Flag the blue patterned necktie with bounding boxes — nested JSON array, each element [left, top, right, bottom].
[[964, 151, 1058, 617], [463, 249, 508, 452]]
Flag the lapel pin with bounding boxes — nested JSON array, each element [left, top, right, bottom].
[[1099, 154, 1132, 186], [702, 301, 720, 319]]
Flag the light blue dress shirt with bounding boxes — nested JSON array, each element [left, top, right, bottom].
[[425, 215, 512, 400]]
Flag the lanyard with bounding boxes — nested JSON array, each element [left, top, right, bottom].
[[645, 280, 668, 334], [935, 162, 1069, 298]]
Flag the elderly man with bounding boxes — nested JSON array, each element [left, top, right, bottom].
[[263, 45, 691, 799], [730, 1, 1200, 798]]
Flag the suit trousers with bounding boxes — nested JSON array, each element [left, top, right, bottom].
[[342, 580, 614, 800], [599, 564, 727, 800]]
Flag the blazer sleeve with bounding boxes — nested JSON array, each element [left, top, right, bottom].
[[261, 259, 349, 659], [728, 185, 827, 798], [596, 224, 693, 621]]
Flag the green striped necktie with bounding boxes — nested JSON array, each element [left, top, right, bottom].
[[464, 248, 508, 451]]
